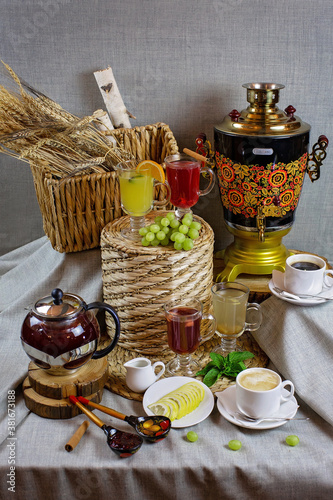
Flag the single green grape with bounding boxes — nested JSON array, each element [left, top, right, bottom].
[[188, 228, 199, 240], [186, 431, 198, 442], [182, 214, 193, 226], [286, 435, 300, 447], [179, 224, 189, 235], [170, 231, 179, 242], [166, 212, 176, 221], [154, 216, 163, 224], [162, 226, 170, 235], [139, 227, 149, 236], [150, 224, 161, 233], [141, 237, 150, 246], [156, 230, 166, 240], [160, 236, 169, 246], [190, 221, 201, 231], [170, 219, 180, 229], [161, 217, 170, 227], [228, 440, 242, 451], [174, 241, 183, 250], [145, 232, 155, 242], [156, 230, 165, 241], [150, 237, 160, 246], [174, 232, 186, 243], [182, 238, 194, 251]]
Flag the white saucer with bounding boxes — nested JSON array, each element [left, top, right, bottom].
[[216, 385, 298, 430], [269, 270, 333, 306], [143, 376, 214, 428]]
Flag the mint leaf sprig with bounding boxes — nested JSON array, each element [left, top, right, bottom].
[[196, 351, 254, 387]]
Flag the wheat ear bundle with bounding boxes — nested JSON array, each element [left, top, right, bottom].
[[0, 62, 133, 178]]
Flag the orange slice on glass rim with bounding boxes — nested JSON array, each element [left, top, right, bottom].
[[136, 160, 165, 183]]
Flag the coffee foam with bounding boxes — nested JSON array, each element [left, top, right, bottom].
[[239, 370, 279, 391]]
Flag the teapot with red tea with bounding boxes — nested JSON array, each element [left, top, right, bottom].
[[21, 288, 120, 375]]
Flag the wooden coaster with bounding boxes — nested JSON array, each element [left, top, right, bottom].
[[27, 357, 108, 400], [22, 378, 103, 419]]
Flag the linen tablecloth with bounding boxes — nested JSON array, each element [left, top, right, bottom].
[[0, 237, 332, 500]]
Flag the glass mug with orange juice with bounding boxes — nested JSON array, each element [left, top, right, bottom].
[[211, 282, 262, 356], [164, 153, 215, 219], [115, 159, 171, 240]]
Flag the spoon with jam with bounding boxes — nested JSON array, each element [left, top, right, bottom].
[[77, 396, 171, 443], [69, 396, 142, 458]]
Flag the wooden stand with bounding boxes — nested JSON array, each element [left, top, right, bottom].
[[22, 358, 108, 419]]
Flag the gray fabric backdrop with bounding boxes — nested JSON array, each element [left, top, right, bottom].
[[1, 0, 332, 260]]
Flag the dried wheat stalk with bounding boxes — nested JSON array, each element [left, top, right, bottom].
[[0, 62, 133, 178]]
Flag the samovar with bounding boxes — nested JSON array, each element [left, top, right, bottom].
[[213, 83, 328, 281]]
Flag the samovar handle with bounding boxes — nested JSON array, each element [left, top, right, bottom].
[[307, 135, 329, 182]]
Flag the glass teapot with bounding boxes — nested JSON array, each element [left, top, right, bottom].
[[21, 288, 120, 375]]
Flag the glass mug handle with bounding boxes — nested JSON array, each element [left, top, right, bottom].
[[244, 302, 262, 332], [199, 312, 217, 344], [199, 166, 215, 197], [153, 180, 171, 208]]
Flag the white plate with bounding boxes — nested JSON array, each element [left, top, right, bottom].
[[216, 385, 298, 430], [269, 275, 333, 306], [143, 376, 214, 428]]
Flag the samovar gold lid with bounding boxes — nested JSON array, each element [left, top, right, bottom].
[[215, 82, 310, 136]]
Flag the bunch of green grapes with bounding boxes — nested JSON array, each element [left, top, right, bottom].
[[139, 212, 202, 251]]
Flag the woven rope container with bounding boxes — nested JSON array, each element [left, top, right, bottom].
[[101, 212, 215, 356], [30, 123, 178, 253]]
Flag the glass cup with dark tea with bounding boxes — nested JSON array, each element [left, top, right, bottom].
[[163, 297, 216, 377]]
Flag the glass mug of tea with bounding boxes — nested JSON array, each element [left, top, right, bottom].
[[284, 253, 333, 296], [164, 153, 215, 219], [211, 282, 262, 356], [163, 297, 216, 377]]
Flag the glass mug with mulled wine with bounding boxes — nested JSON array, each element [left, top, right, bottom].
[[284, 254, 333, 296], [164, 153, 215, 219], [211, 282, 262, 356], [163, 297, 216, 377]]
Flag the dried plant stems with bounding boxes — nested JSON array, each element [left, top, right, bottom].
[[0, 62, 132, 178]]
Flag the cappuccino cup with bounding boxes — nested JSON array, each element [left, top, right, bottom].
[[284, 254, 332, 295], [236, 368, 294, 419]]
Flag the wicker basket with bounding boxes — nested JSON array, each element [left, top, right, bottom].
[[100, 213, 269, 400], [30, 123, 178, 253], [101, 212, 215, 356]]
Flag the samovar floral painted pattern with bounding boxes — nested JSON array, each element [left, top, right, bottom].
[[215, 152, 308, 218]]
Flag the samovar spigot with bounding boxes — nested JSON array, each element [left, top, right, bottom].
[[256, 205, 266, 242]]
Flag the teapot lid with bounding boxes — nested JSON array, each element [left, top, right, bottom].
[[33, 288, 84, 319]]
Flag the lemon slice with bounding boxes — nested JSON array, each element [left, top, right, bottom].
[[157, 397, 180, 421], [147, 402, 171, 418], [136, 160, 165, 183]]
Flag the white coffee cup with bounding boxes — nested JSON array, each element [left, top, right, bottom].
[[236, 368, 294, 419], [124, 357, 165, 393], [284, 253, 332, 295]]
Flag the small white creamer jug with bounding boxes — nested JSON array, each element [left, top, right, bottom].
[[124, 357, 165, 393]]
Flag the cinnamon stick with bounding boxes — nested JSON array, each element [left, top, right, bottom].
[[183, 148, 208, 162], [65, 420, 90, 452]]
